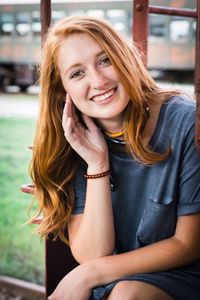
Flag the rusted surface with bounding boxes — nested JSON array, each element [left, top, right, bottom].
[[133, 0, 149, 66], [149, 5, 197, 18], [40, 0, 51, 46], [195, 0, 200, 151]]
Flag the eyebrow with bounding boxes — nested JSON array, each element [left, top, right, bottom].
[[64, 50, 106, 75]]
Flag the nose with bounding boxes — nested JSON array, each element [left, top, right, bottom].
[[89, 69, 108, 90]]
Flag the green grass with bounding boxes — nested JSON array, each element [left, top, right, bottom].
[[0, 117, 45, 285]]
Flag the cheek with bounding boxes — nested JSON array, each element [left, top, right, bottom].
[[66, 82, 83, 100], [107, 66, 119, 81]]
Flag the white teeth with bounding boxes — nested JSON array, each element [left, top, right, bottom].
[[92, 89, 115, 102]]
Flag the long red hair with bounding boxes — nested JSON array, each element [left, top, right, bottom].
[[30, 16, 178, 243]]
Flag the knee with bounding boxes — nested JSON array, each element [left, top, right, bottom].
[[107, 281, 141, 300]]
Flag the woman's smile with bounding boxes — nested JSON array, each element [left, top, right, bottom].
[[90, 87, 117, 104]]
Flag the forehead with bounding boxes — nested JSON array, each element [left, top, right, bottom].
[[58, 33, 104, 61], [57, 32, 108, 76]]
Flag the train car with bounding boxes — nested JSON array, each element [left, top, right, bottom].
[[148, 0, 196, 79], [0, 0, 197, 91]]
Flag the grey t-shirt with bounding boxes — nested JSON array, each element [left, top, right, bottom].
[[72, 96, 200, 253]]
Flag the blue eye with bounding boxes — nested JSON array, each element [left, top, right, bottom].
[[99, 56, 111, 65], [70, 70, 84, 79]]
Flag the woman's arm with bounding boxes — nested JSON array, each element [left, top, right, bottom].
[[48, 213, 200, 300], [63, 95, 115, 262], [68, 172, 115, 263], [89, 212, 200, 285]]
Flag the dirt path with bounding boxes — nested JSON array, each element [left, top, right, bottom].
[[0, 93, 39, 119]]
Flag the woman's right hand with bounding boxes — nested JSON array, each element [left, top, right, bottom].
[[62, 94, 109, 171]]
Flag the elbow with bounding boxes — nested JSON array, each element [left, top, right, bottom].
[[72, 251, 113, 264], [70, 243, 115, 264], [173, 236, 200, 265]]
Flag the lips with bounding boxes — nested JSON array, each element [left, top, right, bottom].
[[90, 88, 117, 102]]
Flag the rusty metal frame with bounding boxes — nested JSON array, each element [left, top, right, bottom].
[[40, 0, 51, 46], [195, 0, 200, 150], [133, 0, 200, 151]]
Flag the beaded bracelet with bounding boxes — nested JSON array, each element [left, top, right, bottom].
[[84, 169, 110, 179]]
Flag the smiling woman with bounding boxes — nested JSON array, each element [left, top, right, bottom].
[[29, 16, 200, 300]]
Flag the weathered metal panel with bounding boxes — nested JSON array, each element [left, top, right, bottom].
[[195, 0, 200, 151]]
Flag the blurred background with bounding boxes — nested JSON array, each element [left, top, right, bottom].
[[0, 0, 196, 298]]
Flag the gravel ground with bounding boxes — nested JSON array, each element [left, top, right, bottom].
[[0, 288, 25, 300], [0, 277, 45, 300]]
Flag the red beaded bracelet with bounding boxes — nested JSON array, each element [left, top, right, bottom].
[[84, 169, 110, 179]]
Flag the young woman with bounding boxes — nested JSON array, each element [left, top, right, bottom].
[[30, 16, 200, 300]]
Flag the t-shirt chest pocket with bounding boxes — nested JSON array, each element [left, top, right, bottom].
[[137, 199, 177, 245]]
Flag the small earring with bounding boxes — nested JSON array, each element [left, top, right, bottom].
[[144, 103, 150, 118]]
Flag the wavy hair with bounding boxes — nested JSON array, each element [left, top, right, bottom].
[[30, 16, 178, 243]]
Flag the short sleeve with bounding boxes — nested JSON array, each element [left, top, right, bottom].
[[72, 165, 87, 214], [177, 112, 200, 216]]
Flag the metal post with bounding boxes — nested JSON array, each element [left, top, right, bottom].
[[133, 0, 149, 66], [149, 6, 197, 18], [40, 0, 51, 46], [40, 1, 52, 298], [195, 0, 200, 151]]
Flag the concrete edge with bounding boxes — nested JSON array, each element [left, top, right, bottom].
[[0, 275, 46, 299]]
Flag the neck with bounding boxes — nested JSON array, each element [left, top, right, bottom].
[[96, 115, 125, 134]]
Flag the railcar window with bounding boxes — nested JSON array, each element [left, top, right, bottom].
[[149, 15, 167, 42], [32, 11, 41, 37], [149, 23, 165, 37], [0, 13, 14, 36], [192, 21, 196, 38], [52, 11, 66, 24], [170, 19, 190, 42], [86, 10, 105, 18], [106, 9, 127, 35], [16, 12, 31, 37], [68, 10, 85, 16]]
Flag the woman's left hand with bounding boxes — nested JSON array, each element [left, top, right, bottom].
[[48, 263, 94, 300]]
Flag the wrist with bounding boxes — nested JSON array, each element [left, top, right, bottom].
[[87, 161, 110, 174], [82, 259, 104, 287]]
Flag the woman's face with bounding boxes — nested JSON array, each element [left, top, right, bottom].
[[57, 33, 130, 129]]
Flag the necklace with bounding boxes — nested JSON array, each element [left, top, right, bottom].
[[103, 128, 126, 139]]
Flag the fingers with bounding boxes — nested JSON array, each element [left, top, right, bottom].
[[21, 184, 35, 194], [64, 116, 74, 140], [62, 94, 100, 147], [62, 93, 70, 130], [62, 100, 68, 130], [66, 93, 78, 121], [62, 94, 78, 129], [82, 113, 98, 131], [62, 94, 83, 144]]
